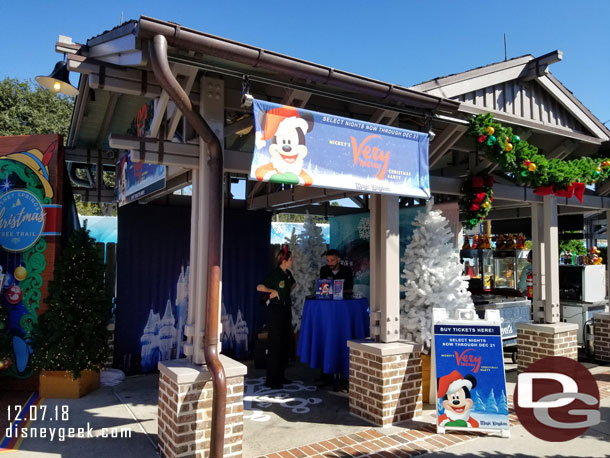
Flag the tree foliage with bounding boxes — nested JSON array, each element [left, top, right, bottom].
[[559, 239, 587, 255], [0, 78, 74, 139], [30, 227, 113, 378]]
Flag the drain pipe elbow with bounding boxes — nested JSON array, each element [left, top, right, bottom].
[[149, 34, 227, 458]]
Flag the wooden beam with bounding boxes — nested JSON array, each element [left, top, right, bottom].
[[73, 187, 115, 203], [167, 64, 199, 140], [281, 89, 311, 108], [108, 134, 200, 168], [369, 109, 399, 125], [139, 170, 194, 203], [597, 179, 610, 196], [546, 138, 578, 159], [349, 196, 366, 208], [225, 116, 254, 137], [429, 124, 467, 167], [249, 186, 360, 210], [437, 164, 470, 178], [96, 93, 120, 148], [65, 147, 116, 165], [520, 50, 563, 81]]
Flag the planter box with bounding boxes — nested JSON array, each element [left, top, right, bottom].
[[39, 370, 100, 398]]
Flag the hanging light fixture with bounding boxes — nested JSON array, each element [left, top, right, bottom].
[[36, 59, 78, 97]]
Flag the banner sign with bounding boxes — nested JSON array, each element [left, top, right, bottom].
[[433, 322, 509, 434], [0, 190, 45, 252], [250, 100, 430, 198], [118, 150, 166, 206]]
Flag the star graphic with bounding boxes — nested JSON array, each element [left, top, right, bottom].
[[1, 177, 12, 193]]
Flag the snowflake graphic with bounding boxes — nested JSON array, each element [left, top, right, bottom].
[[357, 217, 370, 240], [1, 177, 12, 193]]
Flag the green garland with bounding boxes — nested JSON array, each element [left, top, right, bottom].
[[460, 113, 610, 227], [468, 113, 610, 189], [460, 175, 494, 229]]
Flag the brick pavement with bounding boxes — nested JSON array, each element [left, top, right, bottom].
[[256, 370, 610, 458]]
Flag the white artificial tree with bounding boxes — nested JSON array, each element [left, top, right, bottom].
[[289, 213, 327, 331], [285, 228, 306, 331], [400, 200, 474, 351]]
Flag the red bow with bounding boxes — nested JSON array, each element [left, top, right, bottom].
[[534, 182, 585, 204]]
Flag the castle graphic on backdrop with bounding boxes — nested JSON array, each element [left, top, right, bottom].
[[140, 264, 189, 372], [139, 263, 250, 371]]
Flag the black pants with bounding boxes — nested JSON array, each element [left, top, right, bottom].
[[266, 302, 292, 385]]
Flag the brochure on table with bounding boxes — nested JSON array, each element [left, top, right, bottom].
[[432, 312, 510, 437]]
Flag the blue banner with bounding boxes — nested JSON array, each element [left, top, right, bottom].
[[118, 151, 166, 206], [250, 100, 429, 197], [433, 322, 509, 432]]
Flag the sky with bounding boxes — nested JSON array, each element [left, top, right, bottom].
[[1, 0, 609, 126]]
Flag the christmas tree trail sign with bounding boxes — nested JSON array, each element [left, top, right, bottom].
[[433, 322, 509, 437], [0, 135, 64, 381]]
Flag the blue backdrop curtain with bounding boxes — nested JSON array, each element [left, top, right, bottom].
[[221, 208, 271, 359], [114, 202, 271, 374], [115, 202, 191, 375]]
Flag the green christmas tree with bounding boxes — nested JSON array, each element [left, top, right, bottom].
[[31, 226, 112, 378]]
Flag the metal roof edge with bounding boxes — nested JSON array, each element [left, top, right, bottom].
[[411, 54, 534, 91], [135, 16, 460, 115]]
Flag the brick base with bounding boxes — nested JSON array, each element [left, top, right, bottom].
[[157, 357, 247, 458], [593, 313, 610, 363], [517, 322, 578, 372], [347, 340, 423, 427]]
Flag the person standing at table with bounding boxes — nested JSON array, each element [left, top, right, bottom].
[[257, 245, 296, 389], [320, 249, 354, 294]]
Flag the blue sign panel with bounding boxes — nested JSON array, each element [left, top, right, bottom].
[[118, 150, 166, 206], [250, 100, 430, 198], [0, 190, 45, 252], [433, 323, 509, 432]]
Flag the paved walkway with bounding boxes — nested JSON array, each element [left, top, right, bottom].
[[254, 365, 610, 458], [1, 362, 608, 457]]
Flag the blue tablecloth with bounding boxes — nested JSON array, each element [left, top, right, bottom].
[[297, 298, 369, 377]]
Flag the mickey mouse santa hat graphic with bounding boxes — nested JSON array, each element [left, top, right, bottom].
[[437, 370, 479, 428], [254, 105, 314, 186]]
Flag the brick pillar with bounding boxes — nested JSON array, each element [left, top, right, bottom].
[[593, 313, 610, 363], [347, 339, 423, 427], [158, 356, 247, 458], [517, 322, 578, 372]]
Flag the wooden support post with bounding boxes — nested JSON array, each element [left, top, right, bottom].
[[607, 210, 610, 302], [370, 194, 400, 342], [543, 195, 560, 323], [531, 202, 545, 322]]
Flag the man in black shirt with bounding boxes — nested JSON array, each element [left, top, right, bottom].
[[319, 249, 353, 294]]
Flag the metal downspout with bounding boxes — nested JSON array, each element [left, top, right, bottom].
[[149, 34, 227, 458]]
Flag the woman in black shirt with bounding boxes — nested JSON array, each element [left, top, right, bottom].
[[256, 245, 296, 389]]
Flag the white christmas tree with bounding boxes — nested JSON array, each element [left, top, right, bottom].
[[288, 214, 327, 330], [400, 201, 474, 350], [473, 390, 486, 412], [285, 228, 307, 331], [486, 388, 499, 413], [498, 389, 508, 414]]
